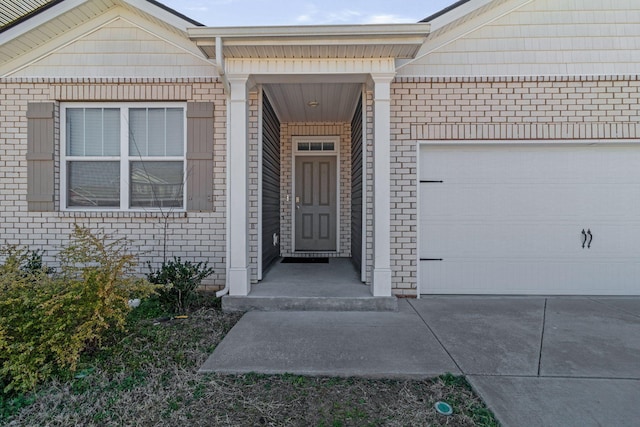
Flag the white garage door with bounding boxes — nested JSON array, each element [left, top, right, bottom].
[[419, 144, 640, 295]]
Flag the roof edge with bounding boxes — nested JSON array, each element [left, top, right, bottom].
[[189, 23, 431, 40], [420, 0, 472, 23], [144, 0, 203, 27]]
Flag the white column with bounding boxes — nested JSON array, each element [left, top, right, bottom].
[[227, 75, 251, 296], [371, 73, 395, 297]]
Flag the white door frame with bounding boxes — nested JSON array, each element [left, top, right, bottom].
[[291, 135, 341, 253]]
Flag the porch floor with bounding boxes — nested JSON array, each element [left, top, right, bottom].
[[222, 258, 398, 312]]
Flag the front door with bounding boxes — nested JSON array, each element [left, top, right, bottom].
[[295, 155, 337, 251]]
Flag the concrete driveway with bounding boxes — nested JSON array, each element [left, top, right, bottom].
[[201, 297, 640, 427]]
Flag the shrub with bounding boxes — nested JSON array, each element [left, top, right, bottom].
[[146, 257, 214, 314], [0, 226, 157, 394]]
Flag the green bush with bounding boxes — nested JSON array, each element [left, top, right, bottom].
[[146, 257, 214, 314], [0, 226, 157, 394]]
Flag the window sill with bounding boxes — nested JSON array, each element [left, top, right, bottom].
[[59, 211, 188, 219]]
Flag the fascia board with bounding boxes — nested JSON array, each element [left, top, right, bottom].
[[121, 0, 199, 33], [428, 0, 495, 31], [188, 23, 430, 41]]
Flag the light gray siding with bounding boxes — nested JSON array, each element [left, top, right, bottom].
[[262, 93, 281, 271]]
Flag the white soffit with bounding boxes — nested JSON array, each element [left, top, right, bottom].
[[188, 24, 430, 60]]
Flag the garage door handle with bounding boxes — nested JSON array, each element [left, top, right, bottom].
[[581, 229, 587, 248], [587, 229, 593, 249]]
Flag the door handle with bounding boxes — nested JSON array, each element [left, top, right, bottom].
[[581, 229, 587, 249], [587, 229, 593, 249]]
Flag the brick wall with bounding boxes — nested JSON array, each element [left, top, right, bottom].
[[0, 78, 228, 289], [279, 122, 352, 258], [3, 75, 638, 295], [390, 75, 640, 296]]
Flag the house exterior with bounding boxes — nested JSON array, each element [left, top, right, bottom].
[[1, 0, 639, 298]]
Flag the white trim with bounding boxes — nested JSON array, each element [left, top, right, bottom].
[[227, 75, 251, 296], [121, 0, 198, 32], [60, 102, 187, 212], [291, 135, 341, 253], [189, 23, 430, 39], [257, 87, 264, 281], [371, 73, 394, 297], [226, 58, 396, 76]]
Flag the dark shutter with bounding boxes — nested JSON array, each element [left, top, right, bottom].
[[186, 102, 214, 211], [26, 102, 55, 212], [351, 96, 363, 272], [261, 93, 281, 271]]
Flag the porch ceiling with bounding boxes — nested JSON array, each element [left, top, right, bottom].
[[264, 82, 362, 123]]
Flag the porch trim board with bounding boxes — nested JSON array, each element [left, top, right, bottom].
[[371, 73, 395, 297], [227, 74, 251, 296]]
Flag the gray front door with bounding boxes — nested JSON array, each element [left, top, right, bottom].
[[295, 155, 337, 251]]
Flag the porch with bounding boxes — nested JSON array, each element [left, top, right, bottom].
[[188, 24, 430, 300], [222, 258, 398, 311]]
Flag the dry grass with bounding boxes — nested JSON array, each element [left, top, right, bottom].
[[2, 301, 498, 426]]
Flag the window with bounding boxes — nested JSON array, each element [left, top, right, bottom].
[[296, 141, 336, 152], [61, 104, 186, 210]]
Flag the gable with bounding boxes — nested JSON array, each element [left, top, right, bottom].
[[6, 16, 215, 78], [0, 0, 214, 78], [399, 0, 640, 77]]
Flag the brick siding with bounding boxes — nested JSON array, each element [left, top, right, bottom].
[[390, 75, 640, 296], [0, 78, 228, 290]]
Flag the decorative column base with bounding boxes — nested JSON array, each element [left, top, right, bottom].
[[228, 267, 250, 296], [372, 268, 392, 297]]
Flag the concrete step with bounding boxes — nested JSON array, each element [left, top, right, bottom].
[[222, 295, 398, 312]]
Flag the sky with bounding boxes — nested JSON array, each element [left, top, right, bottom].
[[159, 0, 458, 27]]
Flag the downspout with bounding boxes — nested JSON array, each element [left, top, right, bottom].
[[216, 35, 231, 298]]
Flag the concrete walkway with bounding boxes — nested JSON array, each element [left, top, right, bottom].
[[200, 297, 640, 427]]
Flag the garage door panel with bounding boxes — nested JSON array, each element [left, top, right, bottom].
[[421, 259, 640, 295], [420, 223, 590, 259], [421, 184, 640, 220], [421, 147, 640, 185], [419, 144, 640, 296]]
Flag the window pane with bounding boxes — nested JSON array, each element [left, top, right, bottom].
[[129, 108, 148, 156], [298, 142, 309, 151], [310, 142, 322, 151], [323, 142, 335, 151], [166, 108, 184, 156], [129, 108, 184, 157], [103, 108, 121, 156], [130, 161, 183, 208], [66, 109, 84, 156], [147, 108, 166, 156], [84, 109, 103, 156], [67, 161, 120, 207], [66, 108, 120, 157]]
